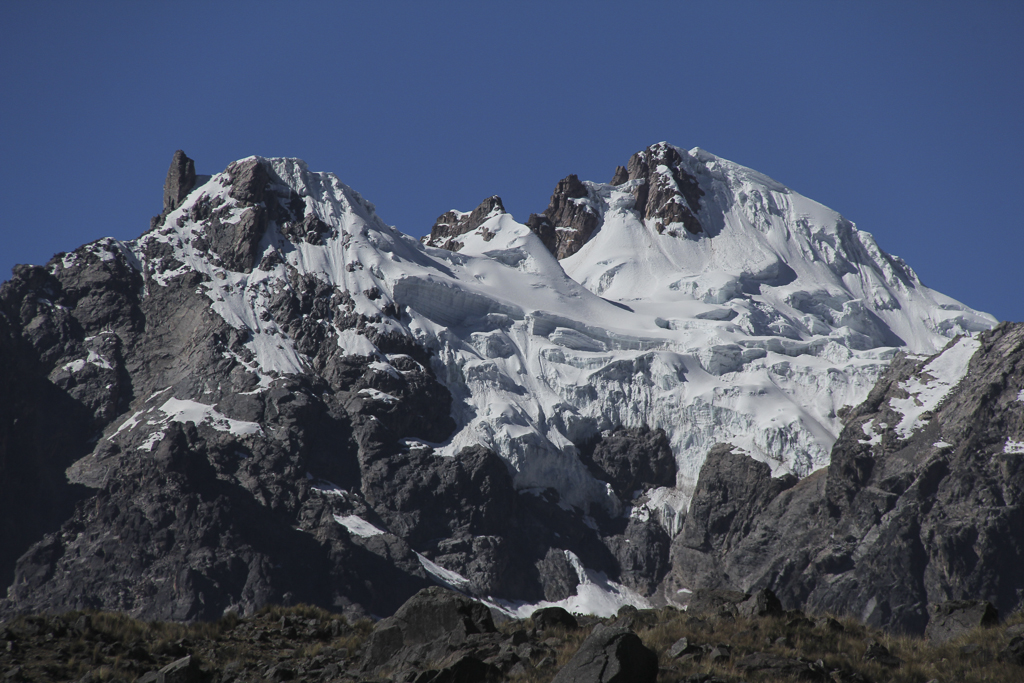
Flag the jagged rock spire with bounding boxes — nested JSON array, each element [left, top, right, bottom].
[[163, 150, 196, 212]]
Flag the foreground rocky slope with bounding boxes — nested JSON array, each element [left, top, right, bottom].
[[0, 146, 1009, 632], [3, 587, 1024, 683]]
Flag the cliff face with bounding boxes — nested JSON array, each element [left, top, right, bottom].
[[664, 322, 1024, 633]]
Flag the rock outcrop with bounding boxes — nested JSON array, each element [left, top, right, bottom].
[[625, 142, 704, 235], [551, 624, 658, 683], [422, 196, 505, 250], [662, 322, 1024, 634], [526, 174, 601, 259]]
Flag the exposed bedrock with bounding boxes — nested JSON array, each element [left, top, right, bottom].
[[577, 425, 676, 500], [163, 150, 196, 213], [422, 195, 506, 251], [527, 173, 600, 259], [661, 322, 1024, 635], [627, 142, 705, 235]]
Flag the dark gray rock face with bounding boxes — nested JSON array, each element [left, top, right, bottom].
[[422, 196, 505, 251], [526, 174, 600, 259], [662, 322, 1024, 635], [626, 142, 704, 235], [151, 151, 199, 230], [0, 156, 459, 621], [206, 205, 267, 273], [535, 547, 581, 601], [671, 444, 796, 566], [163, 151, 197, 213], [550, 624, 658, 683], [228, 158, 270, 205], [925, 600, 999, 643], [579, 426, 676, 500]]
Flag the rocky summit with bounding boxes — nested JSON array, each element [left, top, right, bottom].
[[0, 144, 1020, 649]]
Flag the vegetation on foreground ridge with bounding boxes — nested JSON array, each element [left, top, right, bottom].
[[2, 600, 1024, 683]]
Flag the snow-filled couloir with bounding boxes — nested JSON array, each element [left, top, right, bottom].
[[115, 143, 995, 534]]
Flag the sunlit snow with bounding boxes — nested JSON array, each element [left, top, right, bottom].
[[889, 337, 980, 439], [490, 550, 652, 618], [112, 146, 995, 528], [333, 514, 385, 538], [157, 398, 264, 437], [1005, 440, 1024, 455]]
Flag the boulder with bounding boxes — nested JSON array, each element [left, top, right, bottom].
[[532, 606, 579, 631], [999, 634, 1024, 666], [684, 588, 749, 616], [416, 655, 502, 683], [925, 600, 999, 644], [734, 653, 829, 682], [551, 625, 657, 683], [138, 655, 204, 683], [863, 641, 902, 668], [737, 588, 784, 618], [362, 587, 496, 669]]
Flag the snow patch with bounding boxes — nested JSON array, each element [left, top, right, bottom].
[[889, 337, 980, 439], [1005, 440, 1024, 455], [157, 398, 264, 437], [491, 550, 652, 618], [62, 348, 114, 373], [416, 553, 472, 590], [359, 388, 399, 404], [333, 515, 385, 537], [860, 421, 883, 446]]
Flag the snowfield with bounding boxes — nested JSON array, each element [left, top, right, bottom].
[[120, 144, 996, 530]]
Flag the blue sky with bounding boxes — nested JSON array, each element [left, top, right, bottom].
[[2, 1, 1021, 322]]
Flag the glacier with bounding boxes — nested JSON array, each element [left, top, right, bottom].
[[84, 144, 995, 535]]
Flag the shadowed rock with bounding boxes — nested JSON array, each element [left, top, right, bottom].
[[362, 587, 496, 670], [551, 624, 657, 683], [925, 600, 999, 643]]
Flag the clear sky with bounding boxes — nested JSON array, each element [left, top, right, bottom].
[[2, 1, 1021, 322]]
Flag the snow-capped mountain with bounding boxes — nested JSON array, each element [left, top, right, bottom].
[[417, 143, 993, 526], [0, 145, 1005, 628], [113, 143, 988, 528]]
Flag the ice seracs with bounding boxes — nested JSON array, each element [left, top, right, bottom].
[[114, 145, 995, 530]]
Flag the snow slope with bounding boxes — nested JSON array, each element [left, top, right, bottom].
[[120, 146, 995, 532]]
